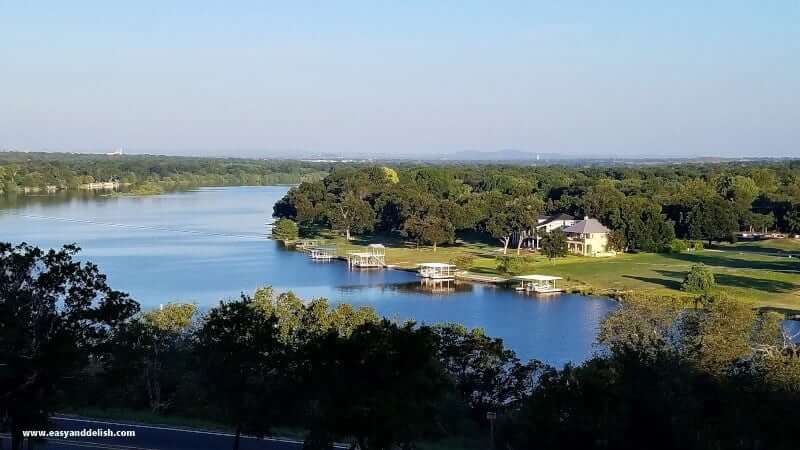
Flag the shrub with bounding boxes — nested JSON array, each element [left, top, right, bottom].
[[496, 256, 524, 275], [449, 254, 475, 271], [669, 239, 689, 253], [681, 264, 716, 293], [272, 218, 299, 241]]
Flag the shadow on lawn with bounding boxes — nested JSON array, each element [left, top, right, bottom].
[[623, 275, 683, 291], [719, 244, 799, 256], [625, 269, 797, 294], [664, 252, 800, 274]]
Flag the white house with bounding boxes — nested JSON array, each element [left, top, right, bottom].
[[562, 217, 615, 257]]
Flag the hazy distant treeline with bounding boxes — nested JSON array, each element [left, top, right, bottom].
[[0, 152, 331, 195]]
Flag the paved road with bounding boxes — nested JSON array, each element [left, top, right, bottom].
[[1, 416, 325, 450]]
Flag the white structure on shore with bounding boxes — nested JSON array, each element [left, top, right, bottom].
[[348, 244, 386, 268], [562, 217, 615, 257], [514, 275, 564, 293], [417, 263, 457, 280]]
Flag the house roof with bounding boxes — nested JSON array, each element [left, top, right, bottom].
[[562, 218, 610, 234], [537, 213, 576, 226]]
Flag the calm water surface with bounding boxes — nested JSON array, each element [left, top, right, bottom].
[[0, 186, 618, 365]]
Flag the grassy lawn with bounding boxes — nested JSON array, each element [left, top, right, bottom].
[[292, 234, 800, 309]]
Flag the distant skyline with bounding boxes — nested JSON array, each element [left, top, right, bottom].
[[2, 1, 798, 158]]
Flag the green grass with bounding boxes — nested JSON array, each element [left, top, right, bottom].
[[297, 233, 800, 309]]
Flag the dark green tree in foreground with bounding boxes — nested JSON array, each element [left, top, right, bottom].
[[272, 218, 299, 241], [0, 243, 139, 450], [195, 296, 285, 450], [300, 321, 449, 450], [539, 229, 568, 262], [681, 264, 716, 294]]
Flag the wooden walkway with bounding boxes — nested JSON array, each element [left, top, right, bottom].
[[455, 271, 509, 284]]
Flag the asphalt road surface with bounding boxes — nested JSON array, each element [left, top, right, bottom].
[[0, 416, 330, 450]]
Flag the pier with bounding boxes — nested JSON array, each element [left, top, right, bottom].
[[417, 263, 457, 280], [514, 275, 564, 293], [348, 244, 386, 268]]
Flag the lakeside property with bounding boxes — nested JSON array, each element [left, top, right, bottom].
[[286, 232, 800, 310]]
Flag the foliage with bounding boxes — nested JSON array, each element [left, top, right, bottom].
[[687, 197, 739, 245], [0, 151, 330, 195], [539, 229, 568, 261], [326, 191, 376, 240], [271, 218, 299, 241], [681, 264, 716, 293], [274, 162, 800, 257], [111, 303, 197, 413], [300, 321, 450, 450], [669, 239, 689, 253], [402, 215, 455, 251], [496, 255, 525, 275], [433, 324, 542, 422], [7, 241, 800, 449], [607, 229, 627, 252], [195, 295, 284, 449], [449, 254, 476, 270], [0, 243, 140, 449]]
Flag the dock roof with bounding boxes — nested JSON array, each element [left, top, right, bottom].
[[513, 274, 563, 281], [417, 263, 456, 268]]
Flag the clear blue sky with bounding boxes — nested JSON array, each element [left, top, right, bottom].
[[1, 1, 798, 158]]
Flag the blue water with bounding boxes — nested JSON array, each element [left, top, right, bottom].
[[0, 186, 617, 366]]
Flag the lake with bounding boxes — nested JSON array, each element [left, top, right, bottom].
[[0, 186, 617, 366]]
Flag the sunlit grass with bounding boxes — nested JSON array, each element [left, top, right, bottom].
[[299, 233, 800, 309]]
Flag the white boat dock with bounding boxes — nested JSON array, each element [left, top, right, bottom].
[[417, 263, 457, 280], [513, 274, 564, 293], [348, 244, 386, 268]]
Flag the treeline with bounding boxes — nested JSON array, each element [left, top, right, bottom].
[[274, 162, 800, 252], [2, 243, 799, 449], [0, 152, 330, 195]]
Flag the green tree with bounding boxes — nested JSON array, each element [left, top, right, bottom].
[[271, 218, 299, 241], [685, 295, 755, 376], [433, 324, 541, 423], [688, 197, 739, 245], [485, 195, 543, 255], [539, 229, 568, 262], [402, 214, 455, 252], [496, 255, 525, 274], [607, 229, 627, 252], [195, 295, 285, 450], [450, 254, 476, 270], [300, 321, 449, 450], [681, 264, 716, 294], [113, 303, 197, 413], [784, 205, 800, 233], [326, 191, 376, 240], [0, 243, 139, 450]]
